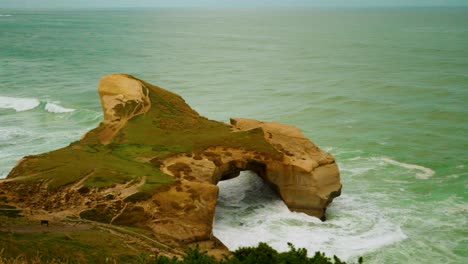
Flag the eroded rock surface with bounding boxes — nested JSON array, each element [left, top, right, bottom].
[[0, 74, 341, 253]]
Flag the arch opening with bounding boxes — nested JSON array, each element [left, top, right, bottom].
[[213, 170, 287, 249], [218, 160, 266, 181], [215, 160, 281, 198]]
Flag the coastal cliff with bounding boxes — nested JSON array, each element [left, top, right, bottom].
[[0, 74, 341, 255]]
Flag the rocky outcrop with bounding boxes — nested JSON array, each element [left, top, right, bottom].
[[93, 74, 151, 144], [0, 74, 341, 252]]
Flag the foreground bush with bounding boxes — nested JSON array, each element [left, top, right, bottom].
[[152, 243, 363, 264], [0, 242, 363, 264]]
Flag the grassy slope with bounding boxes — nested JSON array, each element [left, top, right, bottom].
[[0, 217, 166, 263]]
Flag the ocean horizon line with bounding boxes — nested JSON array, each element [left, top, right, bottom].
[[2, 5, 468, 12]]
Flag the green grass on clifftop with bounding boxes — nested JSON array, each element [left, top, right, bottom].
[[11, 144, 172, 192], [0, 217, 161, 263], [110, 78, 279, 156]]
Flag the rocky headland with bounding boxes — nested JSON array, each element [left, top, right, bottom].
[[0, 74, 341, 258]]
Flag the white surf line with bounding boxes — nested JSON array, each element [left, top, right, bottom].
[[381, 157, 435, 179], [0, 96, 40, 112], [44, 102, 75, 113]]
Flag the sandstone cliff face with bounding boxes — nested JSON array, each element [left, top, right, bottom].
[[94, 74, 151, 144], [0, 74, 341, 251]]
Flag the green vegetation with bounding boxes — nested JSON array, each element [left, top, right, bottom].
[[0, 228, 152, 263], [150, 243, 363, 264], [0, 216, 176, 263], [10, 144, 172, 192]]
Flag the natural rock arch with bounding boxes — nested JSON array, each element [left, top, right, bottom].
[[161, 117, 342, 221]]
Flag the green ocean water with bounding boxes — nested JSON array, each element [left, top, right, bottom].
[[0, 7, 467, 263]]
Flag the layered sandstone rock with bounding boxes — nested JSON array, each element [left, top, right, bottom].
[[0, 74, 341, 252], [161, 118, 341, 220]]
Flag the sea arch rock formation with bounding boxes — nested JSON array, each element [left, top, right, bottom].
[[161, 117, 341, 219], [0, 74, 341, 252]]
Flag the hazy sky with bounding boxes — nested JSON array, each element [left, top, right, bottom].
[[1, 0, 467, 8]]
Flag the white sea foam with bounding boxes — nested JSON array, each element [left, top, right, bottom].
[[213, 171, 407, 261], [0, 96, 40, 112], [0, 96, 75, 113], [0, 127, 31, 141], [342, 156, 435, 180], [0, 14, 12, 17], [44, 102, 75, 113], [338, 157, 380, 178], [381, 157, 435, 179]]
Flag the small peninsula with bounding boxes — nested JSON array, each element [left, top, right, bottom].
[[0, 74, 341, 259]]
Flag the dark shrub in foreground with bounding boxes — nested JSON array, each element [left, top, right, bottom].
[[151, 243, 363, 264]]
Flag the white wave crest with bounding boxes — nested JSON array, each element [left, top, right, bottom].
[[0, 96, 40, 112], [0, 14, 12, 17], [44, 102, 75, 113], [381, 157, 435, 179]]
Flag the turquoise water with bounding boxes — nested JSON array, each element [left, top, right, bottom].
[[1, 7, 467, 263]]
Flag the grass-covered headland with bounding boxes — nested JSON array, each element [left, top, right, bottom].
[[0, 74, 348, 263]]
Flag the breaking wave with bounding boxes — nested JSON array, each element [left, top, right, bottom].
[[0, 96, 40, 112], [0, 96, 74, 113], [44, 102, 75, 113]]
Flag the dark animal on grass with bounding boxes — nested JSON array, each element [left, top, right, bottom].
[[40, 220, 49, 227]]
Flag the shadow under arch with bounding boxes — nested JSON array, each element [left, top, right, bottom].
[[214, 159, 281, 198]]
